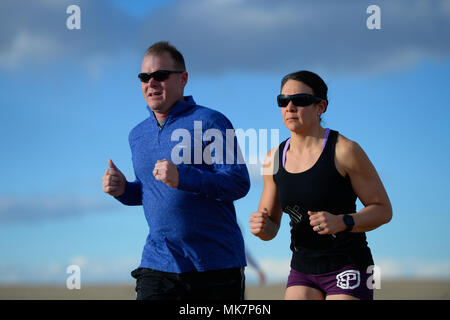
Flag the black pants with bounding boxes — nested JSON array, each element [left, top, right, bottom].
[[131, 267, 245, 300]]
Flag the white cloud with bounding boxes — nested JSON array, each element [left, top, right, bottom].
[[69, 255, 137, 283], [0, 0, 137, 72], [0, 255, 138, 284], [0, 194, 119, 223], [1, 256, 449, 285], [0, 31, 59, 68], [375, 258, 450, 280], [414, 260, 450, 279], [441, 0, 450, 17], [1, 0, 449, 75], [374, 259, 405, 279], [69, 255, 88, 269]]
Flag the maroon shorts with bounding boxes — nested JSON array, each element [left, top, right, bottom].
[[286, 265, 373, 300]]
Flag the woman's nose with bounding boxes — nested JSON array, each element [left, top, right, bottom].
[[286, 101, 297, 112]]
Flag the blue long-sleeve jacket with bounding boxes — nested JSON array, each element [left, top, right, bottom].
[[117, 96, 250, 273]]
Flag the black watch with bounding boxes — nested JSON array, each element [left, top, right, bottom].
[[343, 214, 355, 232]]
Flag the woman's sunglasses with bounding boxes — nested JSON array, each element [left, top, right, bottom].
[[277, 94, 324, 108], [138, 70, 184, 83]]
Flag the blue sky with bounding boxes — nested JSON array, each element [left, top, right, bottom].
[[0, 0, 449, 285]]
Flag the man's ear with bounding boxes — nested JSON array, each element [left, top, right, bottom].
[[180, 71, 188, 88]]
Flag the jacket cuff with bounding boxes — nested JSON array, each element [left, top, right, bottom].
[[115, 181, 141, 205], [177, 165, 202, 193]]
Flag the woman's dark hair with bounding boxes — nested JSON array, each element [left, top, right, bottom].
[[281, 70, 328, 104]]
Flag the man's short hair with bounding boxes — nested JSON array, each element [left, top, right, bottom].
[[145, 41, 186, 71]]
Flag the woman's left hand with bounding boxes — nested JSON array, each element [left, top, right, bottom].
[[308, 211, 346, 235]]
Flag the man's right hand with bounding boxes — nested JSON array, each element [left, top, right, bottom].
[[102, 159, 126, 198]]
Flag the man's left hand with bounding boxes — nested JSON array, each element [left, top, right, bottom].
[[153, 159, 179, 189]]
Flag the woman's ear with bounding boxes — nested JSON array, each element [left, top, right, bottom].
[[319, 99, 328, 114]]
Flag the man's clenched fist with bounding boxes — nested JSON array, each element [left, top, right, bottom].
[[102, 159, 126, 197], [153, 159, 179, 189]]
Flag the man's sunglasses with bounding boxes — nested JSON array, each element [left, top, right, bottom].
[[138, 70, 184, 83], [277, 94, 324, 108]]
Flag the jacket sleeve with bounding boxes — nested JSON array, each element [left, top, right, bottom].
[[176, 113, 250, 203], [115, 177, 143, 206], [115, 129, 143, 206]]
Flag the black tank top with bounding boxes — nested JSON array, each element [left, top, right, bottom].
[[273, 129, 374, 274]]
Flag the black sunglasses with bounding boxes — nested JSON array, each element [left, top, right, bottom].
[[277, 94, 324, 108], [138, 70, 184, 83]]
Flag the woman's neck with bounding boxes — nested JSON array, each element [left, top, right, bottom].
[[289, 126, 325, 153]]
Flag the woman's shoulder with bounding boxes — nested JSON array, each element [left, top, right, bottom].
[[264, 145, 280, 165], [335, 132, 362, 153], [262, 145, 283, 177], [335, 132, 368, 171]]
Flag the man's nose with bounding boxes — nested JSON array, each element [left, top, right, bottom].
[[149, 76, 164, 88], [142, 79, 156, 93]]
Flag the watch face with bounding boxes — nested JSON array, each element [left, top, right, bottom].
[[344, 215, 352, 223], [344, 215, 354, 229]]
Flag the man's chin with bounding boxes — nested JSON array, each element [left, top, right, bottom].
[[146, 97, 181, 114], [147, 102, 165, 112], [147, 102, 173, 116]]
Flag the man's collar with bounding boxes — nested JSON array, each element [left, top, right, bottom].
[[146, 95, 196, 120]]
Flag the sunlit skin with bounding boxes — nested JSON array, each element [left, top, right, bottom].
[[249, 79, 392, 300], [140, 51, 188, 122], [279, 79, 328, 174], [280, 79, 326, 135]]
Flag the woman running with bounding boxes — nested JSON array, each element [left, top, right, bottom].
[[249, 70, 392, 300]]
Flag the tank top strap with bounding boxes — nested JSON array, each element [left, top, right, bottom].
[[282, 138, 290, 168], [273, 139, 288, 182], [321, 129, 339, 161], [280, 128, 335, 169]]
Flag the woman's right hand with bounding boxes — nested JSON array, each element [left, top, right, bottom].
[[250, 208, 278, 241]]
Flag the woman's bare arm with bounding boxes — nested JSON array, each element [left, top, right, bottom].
[[336, 135, 393, 233], [250, 148, 283, 241]]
